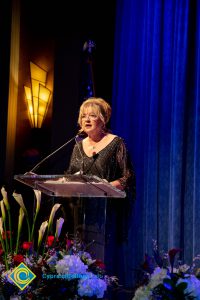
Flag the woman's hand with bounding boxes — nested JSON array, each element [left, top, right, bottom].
[[109, 180, 124, 191]]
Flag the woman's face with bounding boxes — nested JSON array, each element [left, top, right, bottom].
[[80, 106, 104, 135]]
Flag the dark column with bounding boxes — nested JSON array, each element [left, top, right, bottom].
[[0, 0, 12, 187]]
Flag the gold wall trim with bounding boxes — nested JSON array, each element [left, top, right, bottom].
[[5, 0, 20, 181]]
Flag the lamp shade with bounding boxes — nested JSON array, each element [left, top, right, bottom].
[[38, 84, 51, 128], [24, 62, 51, 128]]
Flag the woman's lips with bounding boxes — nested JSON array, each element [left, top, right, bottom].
[[85, 124, 92, 128]]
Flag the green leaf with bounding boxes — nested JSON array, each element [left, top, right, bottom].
[[176, 281, 187, 292]]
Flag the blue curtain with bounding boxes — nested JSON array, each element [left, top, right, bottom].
[[111, 0, 200, 289]]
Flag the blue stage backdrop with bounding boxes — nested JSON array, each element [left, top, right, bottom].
[[111, 0, 200, 288]]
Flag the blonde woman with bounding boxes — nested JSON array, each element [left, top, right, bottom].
[[67, 97, 135, 191]]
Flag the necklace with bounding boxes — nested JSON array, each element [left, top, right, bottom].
[[89, 144, 97, 150], [88, 133, 107, 150]]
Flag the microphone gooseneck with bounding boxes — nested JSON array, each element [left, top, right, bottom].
[[28, 134, 80, 174]]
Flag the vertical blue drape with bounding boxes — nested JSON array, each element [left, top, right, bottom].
[[111, 0, 200, 289]]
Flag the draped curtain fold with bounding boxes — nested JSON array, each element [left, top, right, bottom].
[[111, 0, 200, 288]]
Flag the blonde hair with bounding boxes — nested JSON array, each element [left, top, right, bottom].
[[78, 97, 112, 129]]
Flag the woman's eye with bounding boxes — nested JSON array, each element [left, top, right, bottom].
[[81, 114, 97, 119]]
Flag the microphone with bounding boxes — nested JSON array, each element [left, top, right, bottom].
[[27, 133, 82, 174], [92, 152, 99, 160]]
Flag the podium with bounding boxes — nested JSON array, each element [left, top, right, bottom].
[[14, 173, 126, 198], [14, 173, 126, 262]]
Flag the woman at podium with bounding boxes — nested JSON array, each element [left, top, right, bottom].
[[66, 97, 136, 292], [67, 97, 135, 192]]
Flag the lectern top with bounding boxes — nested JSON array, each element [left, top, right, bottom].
[[14, 173, 126, 198]]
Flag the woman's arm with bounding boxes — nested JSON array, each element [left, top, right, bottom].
[[110, 139, 136, 195]]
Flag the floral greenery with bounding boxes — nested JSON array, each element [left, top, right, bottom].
[[0, 187, 117, 300], [133, 240, 200, 300]]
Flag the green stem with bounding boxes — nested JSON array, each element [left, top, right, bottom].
[[0, 232, 8, 270], [41, 222, 53, 256], [7, 210, 12, 253], [3, 220, 9, 254], [0, 232, 5, 254], [25, 215, 31, 242], [3, 253, 8, 270], [15, 218, 24, 254], [37, 232, 47, 257], [31, 212, 38, 241], [42, 230, 49, 257], [15, 229, 20, 254]]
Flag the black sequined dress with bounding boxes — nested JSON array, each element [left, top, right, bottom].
[[67, 136, 134, 187], [66, 136, 136, 276]]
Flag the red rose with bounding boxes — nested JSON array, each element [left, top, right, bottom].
[[94, 259, 105, 269], [13, 254, 24, 265], [22, 242, 33, 250], [47, 235, 55, 247]]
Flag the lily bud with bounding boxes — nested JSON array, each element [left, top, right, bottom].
[[38, 221, 48, 248], [48, 204, 61, 230], [1, 187, 10, 210], [33, 189, 41, 215], [0, 201, 6, 221], [13, 192, 28, 216], [55, 217, 64, 239]]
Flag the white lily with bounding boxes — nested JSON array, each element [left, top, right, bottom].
[[1, 187, 10, 210], [33, 189, 41, 215], [30, 189, 42, 241], [12, 192, 28, 215], [55, 217, 64, 239], [48, 204, 61, 230], [15, 208, 25, 254], [38, 221, 48, 248], [12, 192, 30, 241], [0, 200, 9, 254], [0, 201, 6, 221], [2, 188, 12, 253]]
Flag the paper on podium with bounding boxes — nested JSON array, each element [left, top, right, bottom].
[[14, 173, 126, 198]]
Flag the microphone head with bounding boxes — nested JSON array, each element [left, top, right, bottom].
[[76, 130, 86, 140], [77, 129, 85, 136], [92, 152, 99, 159]]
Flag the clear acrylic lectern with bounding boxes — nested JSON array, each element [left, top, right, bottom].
[[14, 172, 126, 262], [14, 173, 126, 198]]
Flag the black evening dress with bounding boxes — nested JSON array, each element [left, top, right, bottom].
[[66, 136, 136, 283], [67, 136, 134, 189]]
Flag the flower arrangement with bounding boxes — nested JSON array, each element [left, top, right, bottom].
[[0, 187, 117, 300], [133, 240, 200, 300]]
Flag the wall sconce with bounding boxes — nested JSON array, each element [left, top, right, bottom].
[[24, 62, 51, 128]]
